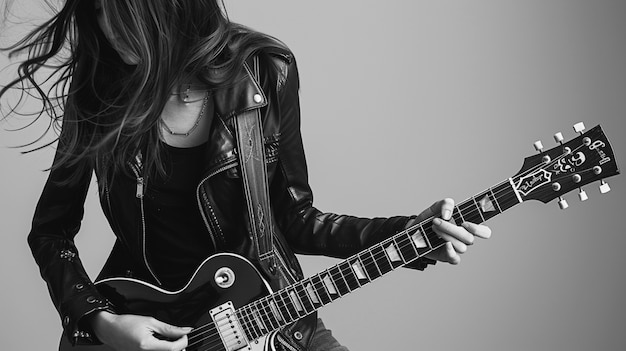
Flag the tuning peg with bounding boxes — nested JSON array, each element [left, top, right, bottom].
[[578, 189, 588, 201], [554, 132, 564, 144], [599, 180, 611, 194], [558, 197, 569, 210], [533, 140, 544, 153], [573, 122, 586, 134]]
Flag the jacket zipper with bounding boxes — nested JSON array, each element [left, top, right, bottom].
[[128, 158, 162, 286], [196, 159, 238, 250], [103, 181, 131, 253]]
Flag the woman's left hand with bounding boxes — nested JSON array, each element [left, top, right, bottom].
[[411, 198, 492, 264]]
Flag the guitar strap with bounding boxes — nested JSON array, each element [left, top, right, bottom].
[[235, 56, 278, 277]]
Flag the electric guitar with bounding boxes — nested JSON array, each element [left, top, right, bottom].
[[60, 123, 619, 351]]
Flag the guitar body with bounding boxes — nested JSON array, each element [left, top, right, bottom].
[[59, 253, 278, 351]]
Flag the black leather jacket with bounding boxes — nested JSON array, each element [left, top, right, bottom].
[[28, 47, 433, 350]]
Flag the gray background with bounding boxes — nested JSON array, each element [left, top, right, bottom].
[[1, 1, 625, 350]]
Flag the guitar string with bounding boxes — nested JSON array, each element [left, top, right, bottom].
[[187, 224, 462, 350], [218, 162, 580, 341], [195, 182, 508, 344], [188, 297, 277, 345], [187, 177, 578, 350], [186, 210, 489, 349], [188, 188, 543, 349], [187, 228, 447, 349], [186, 141, 596, 348], [237, 304, 255, 341], [233, 139, 598, 334], [295, 158, 600, 302], [242, 140, 600, 338], [186, 291, 293, 348], [272, 290, 296, 324], [187, 177, 565, 348]]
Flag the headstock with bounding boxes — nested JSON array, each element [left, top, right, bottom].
[[512, 123, 620, 207]]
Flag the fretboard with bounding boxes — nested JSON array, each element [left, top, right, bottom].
[[235, 179, 521, 341]]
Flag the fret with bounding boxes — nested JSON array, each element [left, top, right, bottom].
[[321, 269, 340, 297], [242, 305, 262, 339], [411, 225, 431, 256], [471, 196, 487, 222], [452, 205, 464, 225], [493, 181, 519, 212], [237, 308, 259, 340], [338, 261, 361, 291], [421, 223, 432, 248], [396, 232, 419, 262], [276, 289, 299, 321], [274, 294, 293, 323], [386, 239, 405, 267], [424, 225, 446, 249], [457, 200, 482, 224], [328, 265, 350, 295], [251, 303, 269, 332], [304, 281, 322, 306], [371, 244, 394, 274], [274, 294, 292, 323], [257, 299, 278, 331], [257, 299, 280, 331], [488, 187, 503, 213], [349, 257, 372, 282], [474, 190, 500, 221], [286, 288, 305, 315], [359, 251, 382, 280], [294, 282, 315, 313], [310, 274, 332, 305], [268, 296, 285, 323]]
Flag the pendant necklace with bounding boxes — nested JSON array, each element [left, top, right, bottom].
[[161, 91, 209, 137]]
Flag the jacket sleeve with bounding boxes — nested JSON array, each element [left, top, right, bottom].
[[270, 56, 435, 270], [28, 140, 112, 345]]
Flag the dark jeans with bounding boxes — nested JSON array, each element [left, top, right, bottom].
[[276, 318, 349, 351]]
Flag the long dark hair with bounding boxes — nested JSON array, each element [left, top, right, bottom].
[[1, 0, 285, 188]]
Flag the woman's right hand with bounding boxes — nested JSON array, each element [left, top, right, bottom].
[[91, 311, 192, 351]]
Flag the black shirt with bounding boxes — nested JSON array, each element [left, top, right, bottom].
[[143, 142, 214, 290]]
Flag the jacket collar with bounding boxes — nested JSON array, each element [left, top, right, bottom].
[[208, 58, 268, 120]]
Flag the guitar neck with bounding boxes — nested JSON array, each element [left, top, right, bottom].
[[234, 179, 522, 340]]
